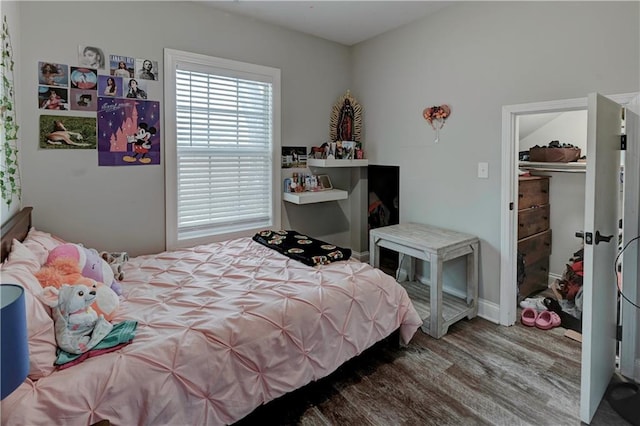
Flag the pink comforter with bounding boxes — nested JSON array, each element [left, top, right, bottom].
[[2, 237, 421, 425]]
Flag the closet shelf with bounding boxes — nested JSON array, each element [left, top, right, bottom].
[[519, 161, 586, 173]]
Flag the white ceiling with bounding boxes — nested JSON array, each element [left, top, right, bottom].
[[200, 1, 452, 46], [519, 112, 562, 140]]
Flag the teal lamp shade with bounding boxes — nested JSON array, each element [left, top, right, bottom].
[[1, 284, 29, 399]]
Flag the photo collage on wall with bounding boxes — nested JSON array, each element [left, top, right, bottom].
[[37, 45, 162, 165]]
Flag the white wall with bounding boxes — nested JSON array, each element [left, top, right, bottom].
[[520, 110, 588, 156], [16, 1, 351, 256], [0, 1, 21, 224], [13, 1, 640, 306], [351, 1, 639, 304]]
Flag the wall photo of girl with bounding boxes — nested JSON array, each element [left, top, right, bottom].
[[99, 75, 122, 97], [38, 62, 68, 86], [125, 78, 148, 99], [38, 86, 69, 110], [135, 58, 159, 81], [70, 67, 98, 90], [78, 45, 105, 69], [110, 55, 134, 79]]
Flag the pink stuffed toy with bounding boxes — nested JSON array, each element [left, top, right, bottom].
[[35, 257, 119, 321], [47, 243, 123, 295]]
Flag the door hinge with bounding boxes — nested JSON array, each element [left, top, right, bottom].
[[621, 135, 627, 150], [509, 202, 514, 211], [617, 325, 623, 342]]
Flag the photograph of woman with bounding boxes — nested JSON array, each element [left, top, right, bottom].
[[104, 77, 117, 96], [78, 45, 105, 69], [136, 59, 158, 80], [70, 67, 98, 90], [98, 75, 122, 98], [38, 87, 68, 110], [114, 61, 132, 78], [126, 78, 147, 99], [38, 62, 68, 86]]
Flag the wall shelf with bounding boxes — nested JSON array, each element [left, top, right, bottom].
[[307, 159, 369, 168], [283, 189, 348, 204], [519, 161, 586, 173]]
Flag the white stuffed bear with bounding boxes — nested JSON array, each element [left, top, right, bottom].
[[41, 284, 113, 354]]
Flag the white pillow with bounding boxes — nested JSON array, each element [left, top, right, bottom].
[[21, 227, 66, 266]]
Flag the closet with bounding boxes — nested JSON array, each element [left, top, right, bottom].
[[516, 110, 588, 303]]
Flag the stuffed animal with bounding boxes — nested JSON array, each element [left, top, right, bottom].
[[34, 257, 119, 321], [40, 284, 113, 354], [47, 243, 122, 295], [100, 251, 129, 282]]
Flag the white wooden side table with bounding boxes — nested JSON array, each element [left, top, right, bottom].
[[369, 223, 479, 338]]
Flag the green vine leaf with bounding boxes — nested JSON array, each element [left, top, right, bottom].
[[0, 14, 21, 205]]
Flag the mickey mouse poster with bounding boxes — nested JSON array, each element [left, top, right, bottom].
[[97, 97, 161, 166]]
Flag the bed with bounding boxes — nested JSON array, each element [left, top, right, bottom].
[[0, 207, 422, 425]]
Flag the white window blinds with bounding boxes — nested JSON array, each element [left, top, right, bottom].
[[174, 66, 274, 240]]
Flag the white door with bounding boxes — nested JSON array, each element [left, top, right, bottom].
[[620, 103, 639, 380], [580, 93, 624, 423]]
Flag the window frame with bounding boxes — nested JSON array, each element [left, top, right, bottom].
[[164, 48, 281, 250]]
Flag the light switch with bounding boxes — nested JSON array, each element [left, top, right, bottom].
[[478, 162, 489, 179]]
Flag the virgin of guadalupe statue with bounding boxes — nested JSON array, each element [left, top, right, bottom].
[[330, 90, 362, 143], [337, 99, 354, 141]]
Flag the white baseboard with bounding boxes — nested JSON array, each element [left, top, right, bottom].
[[477, 298, 501, 324], [410, 273, 501, 325], [352, 250, 369, 263], [362, 251, 502, 326]]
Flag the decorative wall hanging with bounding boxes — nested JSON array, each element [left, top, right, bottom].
[[97, 97, 161, 166], [39, 115, 97, 149], [422, 104, 451, 143], [330, 90, 362, 143]]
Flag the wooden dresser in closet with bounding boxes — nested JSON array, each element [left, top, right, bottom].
[[517, 176, 552, 299]]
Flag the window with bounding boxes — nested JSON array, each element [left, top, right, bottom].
[[165, 49, 281, 249]]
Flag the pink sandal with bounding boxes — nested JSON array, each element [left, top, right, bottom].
[[521, 307, 538, 327], [535, 310, 561, 330]]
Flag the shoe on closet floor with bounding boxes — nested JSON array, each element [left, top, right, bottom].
[[521, 307, 538, 327], [534, 310, 561, 330], [519, 297, 547, 312]]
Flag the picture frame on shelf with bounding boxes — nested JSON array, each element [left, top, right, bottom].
[[281, 146, 307, 168], [317, 175, 332, 190], [341, 141, 356, 159]]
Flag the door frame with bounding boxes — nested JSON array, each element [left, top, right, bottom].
[[499, 92, 639, 327]]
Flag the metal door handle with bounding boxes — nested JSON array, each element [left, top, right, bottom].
[[595, 231, 613, 244]]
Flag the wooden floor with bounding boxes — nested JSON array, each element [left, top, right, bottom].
[[236, 316, 631, 426]]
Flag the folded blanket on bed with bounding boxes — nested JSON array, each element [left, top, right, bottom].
[[253, 230, 351, 267], [55, 320, 138, 368]]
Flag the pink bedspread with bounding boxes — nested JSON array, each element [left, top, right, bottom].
[[2, 237, 421, 425]]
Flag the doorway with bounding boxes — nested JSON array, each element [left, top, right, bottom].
[[499, 92, 638, 327], [500, 93, 640, 423], [515, 110, 588, 307]]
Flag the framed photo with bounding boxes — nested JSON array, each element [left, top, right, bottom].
[[317, 175, 333, 190], [281, 146, 307, 168], [342, 141, 356, 159]]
